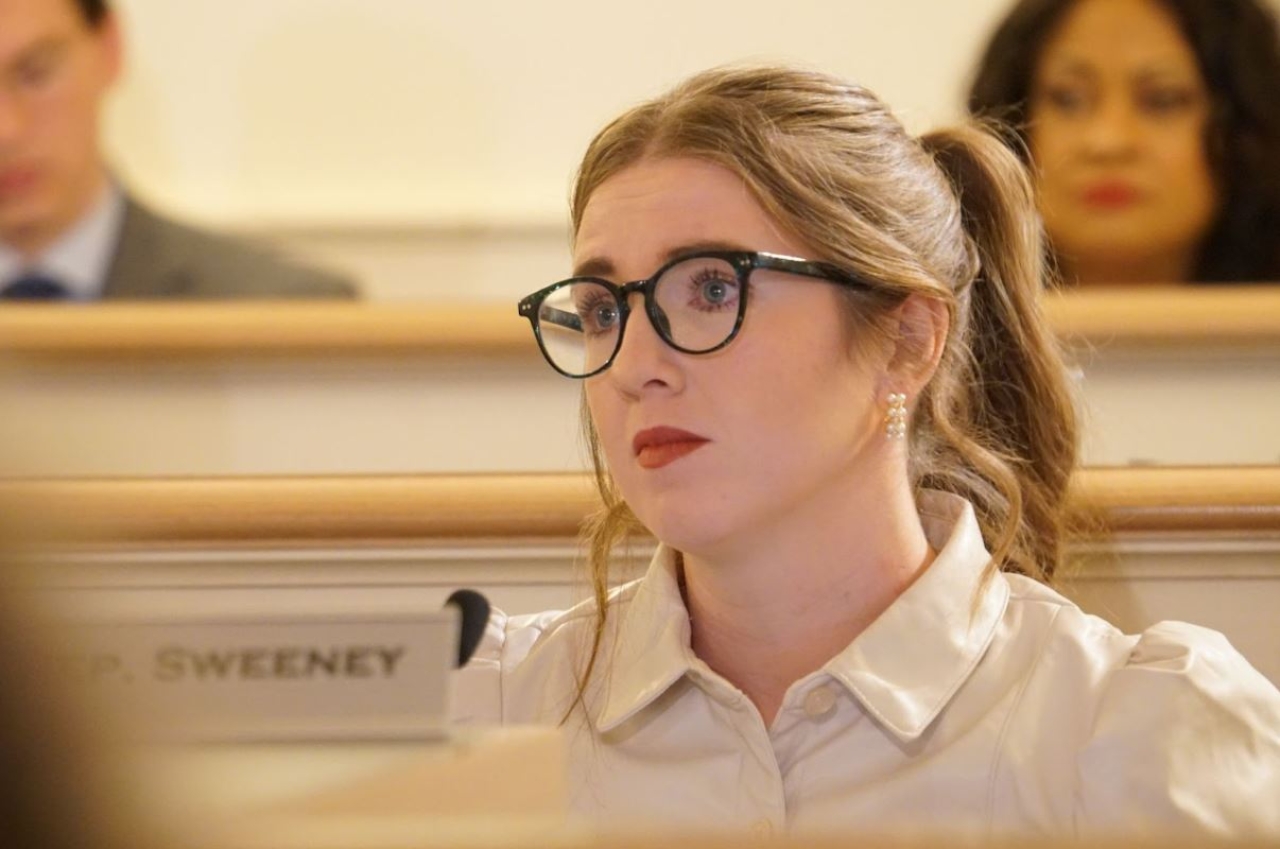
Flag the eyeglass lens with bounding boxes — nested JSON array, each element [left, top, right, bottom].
[[536, 255, 743, 376]]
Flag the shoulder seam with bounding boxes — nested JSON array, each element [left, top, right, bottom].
[[1006, 585, 1074, 608], [529, 583, 640, 640]]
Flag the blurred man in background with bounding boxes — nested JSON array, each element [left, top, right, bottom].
[[0, 0, 356, 300]]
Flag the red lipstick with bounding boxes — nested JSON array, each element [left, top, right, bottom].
[[632, 427, 709, 470], [1081, 182, 1139, 209], [0, 166, 39, 198]]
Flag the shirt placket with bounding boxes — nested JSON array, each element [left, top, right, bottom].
[[690, 669, 788, 834], [767, 673, 848, 829]]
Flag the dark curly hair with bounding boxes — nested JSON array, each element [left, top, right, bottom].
[[969, 0, 1280, 283]]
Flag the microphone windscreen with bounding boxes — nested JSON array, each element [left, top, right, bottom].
[[445, 589, 491, 668]]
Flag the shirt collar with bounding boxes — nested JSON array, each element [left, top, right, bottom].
[[594, 491, 1010, 741], [0, 184, 125, 300], [822, 491, 1009, 741], [595, 548, 696, 732]]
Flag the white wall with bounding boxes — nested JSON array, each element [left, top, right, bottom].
[[103, 0, 1014, 230]]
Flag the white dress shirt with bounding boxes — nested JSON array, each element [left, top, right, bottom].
[[0, 185, 125, 300], [452, 492, 1280, 839]]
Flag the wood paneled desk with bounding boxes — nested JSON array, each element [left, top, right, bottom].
[[1, 286, 1278, 476], [5, 467, 1277, 849], [6, 466, 1278, 685]]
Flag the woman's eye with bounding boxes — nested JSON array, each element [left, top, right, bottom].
[[689, 272, 739, 310], [701, 279, 729, 304], [580, 300, 619, 333], [1038, 85, 1089, 114], [1138, 88, 1195, 115], [594, 304, 619, 327], [14, 54, 58, 91]]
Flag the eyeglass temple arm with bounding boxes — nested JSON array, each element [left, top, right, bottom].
[[537, 304, 584, 333]]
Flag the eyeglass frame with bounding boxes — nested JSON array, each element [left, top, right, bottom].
[[517, 249, 876, 379]]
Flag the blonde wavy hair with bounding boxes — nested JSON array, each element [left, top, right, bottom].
[[567, 65, 1079, 714]]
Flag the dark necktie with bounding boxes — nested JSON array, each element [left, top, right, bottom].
[[0, 274, 71, 301]]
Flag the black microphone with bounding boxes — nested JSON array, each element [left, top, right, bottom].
[[445, 589, 491, 668]]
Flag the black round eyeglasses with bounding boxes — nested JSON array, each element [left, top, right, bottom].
[[517, 250, 872, 379]]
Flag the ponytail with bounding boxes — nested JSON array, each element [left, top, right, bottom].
[[917, 124, 1079, 581]]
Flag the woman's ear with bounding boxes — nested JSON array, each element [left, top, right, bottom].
[[886, 294, 949, 391]]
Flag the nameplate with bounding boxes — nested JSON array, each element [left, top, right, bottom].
[[64, 611, 459, 742]]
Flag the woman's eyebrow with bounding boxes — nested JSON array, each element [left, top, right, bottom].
[[1037, 58, 1096, 80], [1131, 65, 1204, 86], [572, 256, 614, 278], [572, 239, 753, 279], [663, 239, 749, 261]]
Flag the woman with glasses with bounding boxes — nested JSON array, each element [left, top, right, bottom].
[[455, 65, 1280, 837]]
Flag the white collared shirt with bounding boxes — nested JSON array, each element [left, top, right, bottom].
[[451, 492, 1280, 839], [0, 184, 125, 300]]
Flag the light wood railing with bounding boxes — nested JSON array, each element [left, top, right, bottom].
[[3, 466, 1277, 545], [1, 286, 1278, 359], [1045, 285, 1280, 348]]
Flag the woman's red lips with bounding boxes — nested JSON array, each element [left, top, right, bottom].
[[1081, 182, 1140, 208], [632, 427, 709, 470], [0, 167, 39, 198]]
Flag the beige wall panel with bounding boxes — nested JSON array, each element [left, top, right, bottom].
[[105, 0, 1015, 229], [0, 357, 585, 476], [4, 347, 1279, 475]]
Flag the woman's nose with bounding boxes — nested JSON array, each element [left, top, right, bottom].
[[1080, 96, 1143, 160], [0, 91, 30, 147], [604, 294, 682, 396]]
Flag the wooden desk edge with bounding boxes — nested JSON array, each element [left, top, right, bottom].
[[2, 467, 1277, 545], [1, 288, 1278, 357]]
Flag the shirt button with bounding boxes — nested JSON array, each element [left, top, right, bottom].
[[751, 819, 774, 837], [803, 684, 838, 718]]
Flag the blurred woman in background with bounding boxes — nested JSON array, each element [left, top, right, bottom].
[[970, 0, 1280, 285]]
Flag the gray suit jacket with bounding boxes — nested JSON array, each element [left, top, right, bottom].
[[102, 199, 358, 299]]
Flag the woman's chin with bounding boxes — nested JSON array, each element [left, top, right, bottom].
[[639, 509, 741, 562]]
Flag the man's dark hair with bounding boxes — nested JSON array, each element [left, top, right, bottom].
[[73, 0, 109, 28], [969, 0, 1280, 283]]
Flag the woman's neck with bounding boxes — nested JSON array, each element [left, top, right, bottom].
[[1059, 248, 1195, 286], [679, 479, 933, 727]]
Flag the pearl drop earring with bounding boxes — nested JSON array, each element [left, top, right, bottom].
[[885, 392, 908, 440]]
